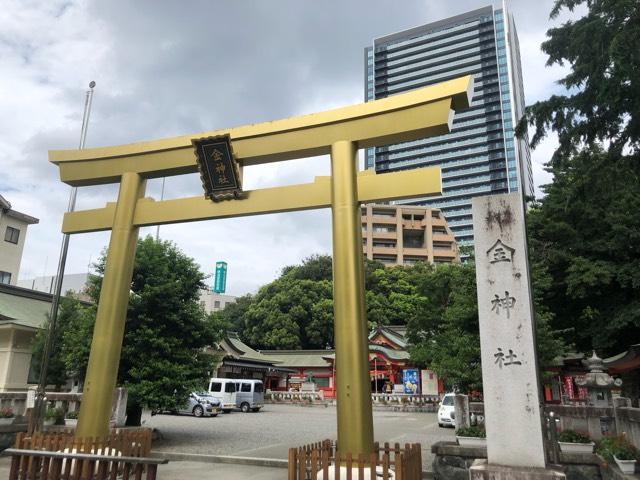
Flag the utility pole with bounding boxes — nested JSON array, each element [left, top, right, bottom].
[[32, 81, 96, 432]]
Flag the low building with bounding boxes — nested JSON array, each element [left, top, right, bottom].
[[199, 289, 236, 314], [0, 194, 39, 286], [18, 273, 92, 301], [361, 203, 459, 266], [0, 283, 91, 392]]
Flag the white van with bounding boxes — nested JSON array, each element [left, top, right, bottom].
[[234, 380, 264, 413], [207, 378, 237, 414]]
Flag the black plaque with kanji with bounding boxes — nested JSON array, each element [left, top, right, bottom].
[[192, 135, 243, 201]]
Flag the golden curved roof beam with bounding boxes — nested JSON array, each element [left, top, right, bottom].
[[49, 76, 473, 187]]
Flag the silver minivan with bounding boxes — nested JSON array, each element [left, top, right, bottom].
[[208, 378, 237, 414], [233, 380, 264, 413]]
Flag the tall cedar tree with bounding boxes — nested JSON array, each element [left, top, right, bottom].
[[517, 0, 640, 356], [62, 236, 222, 425]]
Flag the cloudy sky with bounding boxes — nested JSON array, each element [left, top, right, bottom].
[[1, 0, 577, 296]]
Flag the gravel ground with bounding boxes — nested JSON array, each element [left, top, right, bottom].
[[150, 403, 455, 471]]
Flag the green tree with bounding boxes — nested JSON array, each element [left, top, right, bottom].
[[407, 263, 567, 392], [407, 263, 482, 392], [63, 236, 222, 425], [517, 0, 640, 355], [243, 276, 333, 349], [518, 0, 640, 164], [526, 151, 640, 354], [235, 255, 436, 349], [30, 294, 84, 389], [215, 294, 253, 332]]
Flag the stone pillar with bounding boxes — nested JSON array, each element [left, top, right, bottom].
[[471, 193, 547, 469], [110, 387, 128, 428], [454, 394, 470, 431]]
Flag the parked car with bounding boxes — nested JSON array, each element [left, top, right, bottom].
[[438, 393, 456, 428], [207, 378, 237, 413], [179, 392, 220, 417], [234, 380, 264, 413]]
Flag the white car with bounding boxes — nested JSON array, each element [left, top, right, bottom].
[[437, 393, 456, 428]]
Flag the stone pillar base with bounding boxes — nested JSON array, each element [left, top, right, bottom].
[[469, 460, 566, 480]]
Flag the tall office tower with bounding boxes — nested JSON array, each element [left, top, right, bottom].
[[364, 4, 534, 250]]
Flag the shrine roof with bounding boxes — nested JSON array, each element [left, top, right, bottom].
[[219, 332, 281, 365], [259, 350, 334, 368], [322, 343, 410, 362], [368, 325, 408, 348], [604, 344, 640, 372]]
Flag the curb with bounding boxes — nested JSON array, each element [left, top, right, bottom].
[[264, 402, 437, 413], [150, 451, 434, 478], [150, 451, 288, 468]]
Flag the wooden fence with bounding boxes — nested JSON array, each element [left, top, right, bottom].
[[14, 430, 152, 456], [4, 448, 167, 480], [288, 440, 422, 480], [3, 429, 158, 479]]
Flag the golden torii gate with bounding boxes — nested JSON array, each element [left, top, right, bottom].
[[49, 75, 473, 456]]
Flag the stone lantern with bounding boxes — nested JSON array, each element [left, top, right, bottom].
[[575, 351, 620, 408]]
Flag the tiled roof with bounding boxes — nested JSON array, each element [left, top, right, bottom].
[[369, 325, 408, 348], [220, 332, 281, 365], [323, 344, 409, 362], [0, 285, 53, 330], [259, 350, 334, 367]]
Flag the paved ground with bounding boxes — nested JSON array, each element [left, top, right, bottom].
[[150, 404, 455, 471], [0, 405, 454, 478]]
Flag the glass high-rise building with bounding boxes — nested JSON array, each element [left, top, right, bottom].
[[364, 4, 533, 249]]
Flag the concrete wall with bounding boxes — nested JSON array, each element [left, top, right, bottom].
[[546, 405, 618, 441], [0, 328, 36, 392], [616, 407, 640, 449], [467, 400, 640, 449]]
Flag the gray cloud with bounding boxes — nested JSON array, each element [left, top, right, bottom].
[[1, 0, 578, 294]]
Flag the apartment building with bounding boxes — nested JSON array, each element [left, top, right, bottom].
[[364, 5, 533, 249], [0, 194, 39, 285], [361, 203, 459, 266]]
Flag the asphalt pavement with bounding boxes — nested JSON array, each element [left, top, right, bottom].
[[0, 404, 455, 478], [150, 403, 455, 472]]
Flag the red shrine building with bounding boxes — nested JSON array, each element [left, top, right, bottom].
[[260, 325, 442, 398]]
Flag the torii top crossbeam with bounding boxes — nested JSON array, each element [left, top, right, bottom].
[[49, 76, 472, 234]]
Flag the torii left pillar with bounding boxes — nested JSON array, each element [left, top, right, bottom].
[[75, 172, 146, 438]]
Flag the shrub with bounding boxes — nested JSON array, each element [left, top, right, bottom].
[[596, 435, 639, 462], [456, 425, 486, 438], [558, 430, 591, 444], [45, 407, 65, 424], [0, 408, 14, 418], [65, 410, 79, 419]]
